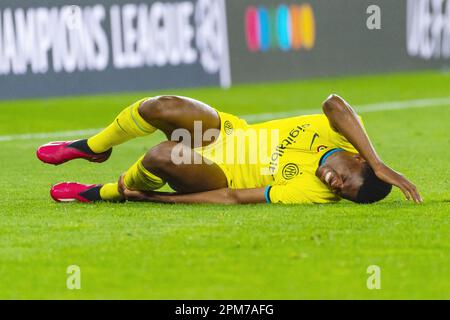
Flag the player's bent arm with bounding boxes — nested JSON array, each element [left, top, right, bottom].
[[322, 94, 383, 169], [120, 184, 267, 204], [322, 94, 422, 203]]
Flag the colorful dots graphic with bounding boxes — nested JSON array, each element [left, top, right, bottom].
[[245, 3, 315, 52]]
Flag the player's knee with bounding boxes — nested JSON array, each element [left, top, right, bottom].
[[142, 142, 176, 173], [138, 95, 185, 122]]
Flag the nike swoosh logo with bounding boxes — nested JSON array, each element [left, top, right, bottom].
[[309, 133, 319, 150]]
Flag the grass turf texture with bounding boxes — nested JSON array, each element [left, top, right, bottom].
[[0, 71, 449, 299]]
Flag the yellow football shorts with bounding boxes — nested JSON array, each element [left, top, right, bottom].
[[194, 111, 273, 189]]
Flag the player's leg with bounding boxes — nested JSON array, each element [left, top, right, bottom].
[[104, 141, 227, 200], [36, 98, 150, 165], [50, 141, 227, 202], [135, 96, 220, 148], [37, 96, 220, 165], [139, 141, 227, 193]]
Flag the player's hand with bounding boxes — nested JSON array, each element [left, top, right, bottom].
[[118, 174, 153, 201], [374, 164, 422, 203]]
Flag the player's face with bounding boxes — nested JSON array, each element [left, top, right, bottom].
[[316, 152, 365, 200]]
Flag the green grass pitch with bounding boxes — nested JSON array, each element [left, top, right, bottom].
[[0, 71, 449, 299]]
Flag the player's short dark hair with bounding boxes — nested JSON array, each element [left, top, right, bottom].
[[355, 164, 392, 204]]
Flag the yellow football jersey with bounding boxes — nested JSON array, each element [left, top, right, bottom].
[[195, 111, 361, 204]]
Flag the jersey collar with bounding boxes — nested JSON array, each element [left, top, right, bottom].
[[319, 148, 344, 167]]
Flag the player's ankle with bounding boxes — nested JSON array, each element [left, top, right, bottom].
[[71, 139, 108, 155], [79, 184, 103, 202], [99, 183, 124, 202]]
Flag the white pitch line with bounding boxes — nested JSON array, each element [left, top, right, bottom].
[[0, 128, 103, 142], [0, 97, 449, 143]]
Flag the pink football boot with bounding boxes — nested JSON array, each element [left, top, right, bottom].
[[50, 182, 102, 203], [36, 139, 111, 165]]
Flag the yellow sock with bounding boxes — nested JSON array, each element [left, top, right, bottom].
[[87, 98, 156, 153], [123, 156, 166, 191], [99, 183, 123, 202]]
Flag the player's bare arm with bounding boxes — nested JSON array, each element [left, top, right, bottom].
[[321, 94, 422, 203], [117, 175, 266, 204]]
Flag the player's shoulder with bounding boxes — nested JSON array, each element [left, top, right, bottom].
[[292, 113, 330, 124], [286, 113, 333, 133], [291, 112, 363, 122], [288, 113, 326, 120]]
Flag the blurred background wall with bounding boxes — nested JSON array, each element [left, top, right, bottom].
[[0, 0, 449, 99]]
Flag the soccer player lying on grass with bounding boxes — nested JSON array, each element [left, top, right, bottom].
[[36, 94, 422, 204]]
